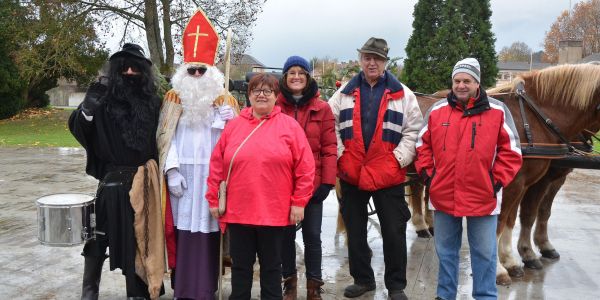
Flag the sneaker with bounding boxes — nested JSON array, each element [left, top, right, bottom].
[[343, 283, 376, 298]]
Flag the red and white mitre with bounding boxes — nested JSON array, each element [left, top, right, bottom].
[[183, 9, 219, 67]]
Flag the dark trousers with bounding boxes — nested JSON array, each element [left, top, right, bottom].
[[282, 201, 323, 280], [83, 238, 150, 298], [228, 224, 285, 300], [339, 180, 411, 291]]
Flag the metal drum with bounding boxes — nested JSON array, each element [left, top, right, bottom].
[[36, 193, 95, 246]]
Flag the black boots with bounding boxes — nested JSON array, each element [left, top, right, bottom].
[[81, 256, 105, 300]]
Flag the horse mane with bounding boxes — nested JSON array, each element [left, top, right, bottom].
[[489, 64, 600, 110]]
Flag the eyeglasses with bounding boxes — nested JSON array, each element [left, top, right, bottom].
[[251, 89, 274, 96], [287, 70, 307, 77], [187, 67, 207, 75]]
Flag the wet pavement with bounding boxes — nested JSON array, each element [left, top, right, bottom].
[[0, 147, 599, 299]]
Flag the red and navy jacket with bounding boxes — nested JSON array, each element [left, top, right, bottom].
[[415, 90, 523, 216], [329, 71, 423, 191]]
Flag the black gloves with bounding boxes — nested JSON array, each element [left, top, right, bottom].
[[311, 184, 334, 203], [81, 82, 107, 116]]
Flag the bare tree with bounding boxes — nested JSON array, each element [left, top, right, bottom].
[[543, 0, 600, 63], [78, 0, 266, 75], [498, 41, 532, 62]]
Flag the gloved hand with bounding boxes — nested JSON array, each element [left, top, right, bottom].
[[167, 168, 187, 198], [218, 104, 235, 121], [310, 184, 334, 203], [81, 82, 107, 116]]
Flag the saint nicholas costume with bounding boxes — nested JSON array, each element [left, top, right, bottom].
[[156, 9, 239, 300]]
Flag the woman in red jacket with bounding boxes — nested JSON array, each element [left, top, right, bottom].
[[206, 73, 315, 299], [276, 56, 337, 300]]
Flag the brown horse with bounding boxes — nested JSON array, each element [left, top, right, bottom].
[[515, 127, 599, 271], [489, 64, 600, 285], [408, 63, 600, 285]]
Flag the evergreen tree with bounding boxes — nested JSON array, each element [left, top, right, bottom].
[[460, 0, 498, 89], [0, 1, 26, 119], [402, 0, 443, 92], [423, 0, 468, 93], [403, 0, 498, 93]]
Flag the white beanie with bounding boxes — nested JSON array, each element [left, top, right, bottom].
[[452, 57, 480, 83]]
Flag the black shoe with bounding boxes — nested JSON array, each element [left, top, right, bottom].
[[389, 290, 408, 300], [435, 297, 445, 300], [343, 283, 376, 298]]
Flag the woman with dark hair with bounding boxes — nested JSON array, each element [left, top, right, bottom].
[[277, 56, 337, 300], [206, 73, 315, 299], [69, 43, 164, 300]]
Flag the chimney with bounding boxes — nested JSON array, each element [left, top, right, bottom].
[[558, 40, 583, 64]]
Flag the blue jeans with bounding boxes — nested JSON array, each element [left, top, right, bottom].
[[434, 211, 498, 300], [282, 201, 323, 280]]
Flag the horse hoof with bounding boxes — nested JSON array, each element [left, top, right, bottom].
[[523, 259, 543, 269], [540, 249, 560, 260], [416, 229, 432, 238], [507, 266, 524, 278], [496, 273, 512, 286], [428, 227, 434, 236]]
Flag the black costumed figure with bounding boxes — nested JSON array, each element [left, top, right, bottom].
[[69, 43, 165, 300]]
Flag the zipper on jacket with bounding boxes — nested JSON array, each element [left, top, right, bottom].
[[471, 122, 476, 149], [294, 105, 298, 120]]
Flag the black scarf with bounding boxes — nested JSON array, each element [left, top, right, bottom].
[[280, 78, 319, 107]]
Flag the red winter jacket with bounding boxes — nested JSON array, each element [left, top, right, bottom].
[[276, 83, 337, 190], [329, 72, 423, 191], [206, 106, 315, 231], [415, 90, 523, 216]]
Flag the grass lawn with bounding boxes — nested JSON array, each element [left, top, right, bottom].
[[0, 108, 79, 147]]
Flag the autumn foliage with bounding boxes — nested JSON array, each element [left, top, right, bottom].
[[543, 0, 600, 63]]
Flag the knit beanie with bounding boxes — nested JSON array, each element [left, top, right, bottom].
[[283, 56, 312, 74], [452, 58, 480, 83]]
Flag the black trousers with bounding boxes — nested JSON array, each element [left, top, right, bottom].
[[228, 224, 285, 300], [339, 180, 411, 291], [281, 201, 323, 280]]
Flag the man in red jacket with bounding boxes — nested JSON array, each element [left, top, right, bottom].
[[329, 38, 423, 300], [415, 58, 522, 300]]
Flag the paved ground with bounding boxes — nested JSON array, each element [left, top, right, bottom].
[[1, 147, 599, 299]]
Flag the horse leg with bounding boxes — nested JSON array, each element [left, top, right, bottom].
[[424, 184, 434, 236], [517, 178, 548, 270], [496, 230, 512, 286], [335, 178, 346, 237], [534, 167, 571, 260], [496, 179, 528, 285], [408, 183, 431, 238]]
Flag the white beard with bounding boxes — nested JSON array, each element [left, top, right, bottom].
[[171, 64, 225, 127]]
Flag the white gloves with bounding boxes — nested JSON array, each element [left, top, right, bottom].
[[167, 168, 187, 198], [212, 104, 235, 129], [218, 104, 235, 121]]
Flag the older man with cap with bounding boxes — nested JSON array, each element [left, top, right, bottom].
[[329, 37, 423, 299], [415, 58, 522, 300], [69, 43, 164, 299]]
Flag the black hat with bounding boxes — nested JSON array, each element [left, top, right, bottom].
[[357, 37, 389, 60], [109, 43, 152, 65]]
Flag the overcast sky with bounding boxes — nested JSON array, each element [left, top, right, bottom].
[[246, 0, 584, 68]]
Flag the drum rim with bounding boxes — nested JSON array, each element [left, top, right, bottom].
[[36, 193, 94, 206]]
